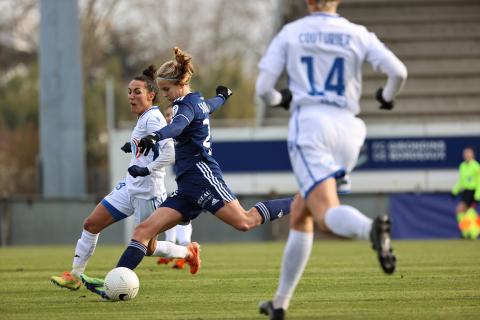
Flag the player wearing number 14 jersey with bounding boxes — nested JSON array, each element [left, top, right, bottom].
[[256, 0, 407, 319]]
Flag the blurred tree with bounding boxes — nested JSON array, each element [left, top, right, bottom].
[[0, 0, 276, 196]]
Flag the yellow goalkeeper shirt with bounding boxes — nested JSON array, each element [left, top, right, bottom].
[[452, 159, 480, 200]]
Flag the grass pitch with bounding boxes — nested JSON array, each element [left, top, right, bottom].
[[0, 240, 479, 319]]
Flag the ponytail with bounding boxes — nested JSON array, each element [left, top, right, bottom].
[[156, 47, 194, 85]]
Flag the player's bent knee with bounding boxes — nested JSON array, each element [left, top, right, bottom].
[[83, 217, 102, 234]]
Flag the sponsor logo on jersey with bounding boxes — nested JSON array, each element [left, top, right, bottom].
[[211, 198, 220, 206]]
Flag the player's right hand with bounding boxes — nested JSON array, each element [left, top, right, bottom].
[[139, 134, 158, 156], [376, 88, 394, 110], [272, 88, 292, 110], [120, 142, 131, 153]]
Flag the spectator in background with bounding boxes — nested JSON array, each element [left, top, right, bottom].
[[451, 146, 480, 238]]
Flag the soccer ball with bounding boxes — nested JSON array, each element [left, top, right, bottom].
[[104, 267, 140, 301]]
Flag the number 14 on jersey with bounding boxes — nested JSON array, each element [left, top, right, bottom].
[[301, 56, 345, 96]]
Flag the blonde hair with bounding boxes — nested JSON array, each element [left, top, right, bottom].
[[156, 47, 194, 85]]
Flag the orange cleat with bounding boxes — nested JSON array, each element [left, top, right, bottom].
[[50, 271, 81, 290], [172, 258, 186, 270], [157, 257, 173, 265], [185, 242, 201, 275]]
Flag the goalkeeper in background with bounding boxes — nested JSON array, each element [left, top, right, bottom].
[[451, 146, 480, 238]]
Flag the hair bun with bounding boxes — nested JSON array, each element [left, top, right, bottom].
[[142, 65, 157, 80]]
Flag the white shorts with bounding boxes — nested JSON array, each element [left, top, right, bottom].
[[287, 106, 366, 198], [102, 180, 165, 226]]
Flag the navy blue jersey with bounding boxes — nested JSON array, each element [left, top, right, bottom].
[[154, 92, 225, 178]]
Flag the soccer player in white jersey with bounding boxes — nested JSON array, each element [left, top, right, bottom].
[[256, 1, 407, 319], [50, 66, 201, 291]]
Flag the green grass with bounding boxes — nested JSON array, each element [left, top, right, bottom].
[[0, 240, 479, 319]]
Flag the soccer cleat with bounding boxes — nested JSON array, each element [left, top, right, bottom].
[[370, 215, 396, 274], [80, 273, 105, 287], [80, 275, 110, 300], [50, 271, 82, 290], [185, 242, 201, 275], [172, 258, 186, 270], [157, 257, 173, 265], [259, 301, 285, 320]]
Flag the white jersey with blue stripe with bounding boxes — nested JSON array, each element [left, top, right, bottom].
[[127, 106, 173, 200], [258, 12, 401, 115]]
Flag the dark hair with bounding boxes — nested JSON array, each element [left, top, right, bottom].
[[134, 65, 159, 102]]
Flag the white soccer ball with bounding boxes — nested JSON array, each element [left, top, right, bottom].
[[104, 267, 139, 301]]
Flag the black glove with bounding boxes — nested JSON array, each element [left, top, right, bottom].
[[128, 165, 150, 178], [120, 142, 131, 153], [138, 134, 158, 156], [376, 88, 394, 110], [216, 85, 233, 101], [272, 88, 292, 110]]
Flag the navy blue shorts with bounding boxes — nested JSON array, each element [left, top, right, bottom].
[[160, 161, 236, 222]]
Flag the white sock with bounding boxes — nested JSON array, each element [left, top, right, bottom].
[[164, 226, 177, 243], [273, 230, 313, 310], [324, 205, 372, 240], [71, 229, 99, 277], [152, 241, 188, 258], [176, 223, 192, 246]]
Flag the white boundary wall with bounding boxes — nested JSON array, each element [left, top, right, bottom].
[[109, 121, 480, 196]]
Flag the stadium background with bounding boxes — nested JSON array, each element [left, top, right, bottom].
[[0, 0, 480, 246]]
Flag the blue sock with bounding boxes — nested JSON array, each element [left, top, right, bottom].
[[116, 239, 147, 270], [254, 197, 293, 223]]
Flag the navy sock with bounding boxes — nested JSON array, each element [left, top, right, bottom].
[[254, 197, 293, 223], [116, 239, 147, 270]]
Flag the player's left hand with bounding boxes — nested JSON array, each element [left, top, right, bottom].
[[139, 134, 158, 156], [376, 88, 394, 110], [216, 85, 233, 101], [128, 165, 150, 178]]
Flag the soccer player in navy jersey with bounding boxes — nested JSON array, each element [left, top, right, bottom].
[[82, 47, 293, 299], [51, 66, 201, 291]]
